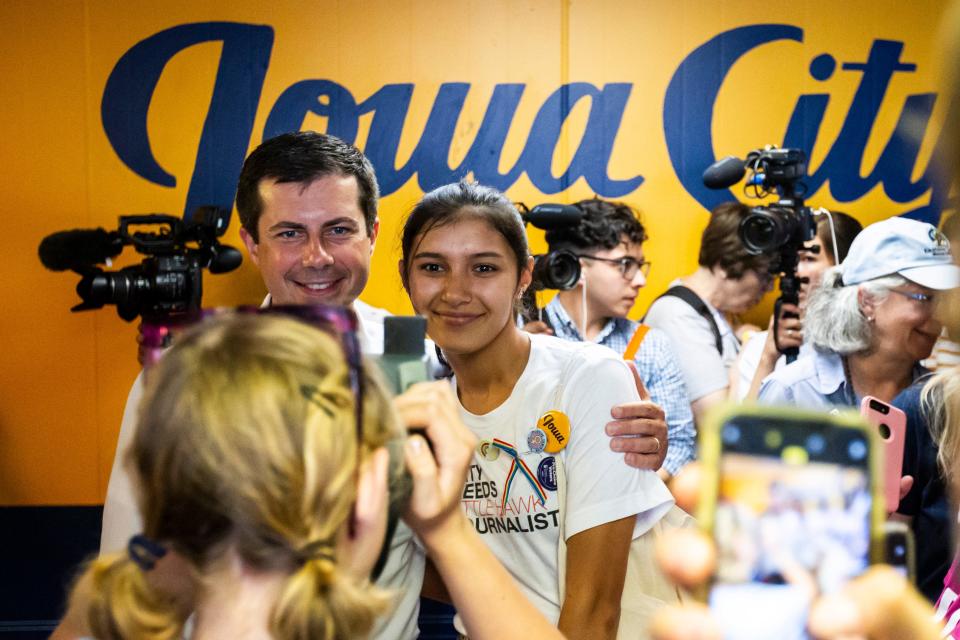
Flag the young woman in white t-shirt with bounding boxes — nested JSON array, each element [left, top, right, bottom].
[[400, 181, 673, 638]]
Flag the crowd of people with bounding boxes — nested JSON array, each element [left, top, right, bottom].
[[49, 55, 960, 639]]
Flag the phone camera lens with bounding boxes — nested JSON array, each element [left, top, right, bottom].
[[878, 423, 891, 440]]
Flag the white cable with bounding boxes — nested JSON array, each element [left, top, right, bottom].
[[813, 207, 839, 262], [580, 272, 588, 339]]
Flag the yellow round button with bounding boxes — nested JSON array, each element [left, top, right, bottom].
[[538, 410, 570, 453]]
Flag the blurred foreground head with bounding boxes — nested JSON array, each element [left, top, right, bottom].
[[76, 313, 401, 640]]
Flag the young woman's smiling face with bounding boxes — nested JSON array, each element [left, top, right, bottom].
[[405, 215, 531, 357]]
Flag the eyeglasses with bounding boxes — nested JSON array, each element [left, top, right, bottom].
[[889, 289, 936, 305], [577, 254, 652, 280]]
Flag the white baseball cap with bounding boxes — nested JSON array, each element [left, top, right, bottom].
[[840, 216, 960, 290]]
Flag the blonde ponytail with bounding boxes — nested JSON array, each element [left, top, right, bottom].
[[72, 552, 185, 640], [67, 314, 403, 638], [271, 554, 390, 640]]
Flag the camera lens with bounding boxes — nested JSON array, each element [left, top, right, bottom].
[[739, 211, 787, 254], [532, 250, 581, 291], [76, 270, 141, 307]]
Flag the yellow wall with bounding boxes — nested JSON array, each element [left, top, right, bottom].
[[0, 0, 950, 505]]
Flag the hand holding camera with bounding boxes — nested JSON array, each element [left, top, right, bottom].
[[394, 382, 477, 548]]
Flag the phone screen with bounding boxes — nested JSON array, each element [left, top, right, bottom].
[[710, 415, 873, 640]]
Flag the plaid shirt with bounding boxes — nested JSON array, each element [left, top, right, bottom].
[[544, 297, 696, 475]]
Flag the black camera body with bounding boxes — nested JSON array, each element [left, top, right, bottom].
[[743, 147, 806, 190], [39, 207, 242, 322], [702, 146, 817, 361]]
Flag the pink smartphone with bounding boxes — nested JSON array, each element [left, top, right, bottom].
[[860, 396, 907, 513]]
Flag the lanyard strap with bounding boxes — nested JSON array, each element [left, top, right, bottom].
[[492, 438, 547, 512]]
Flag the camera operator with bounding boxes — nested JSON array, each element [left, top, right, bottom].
[[757, 216, 959, 409], [643, 201, 775, 425], [730, 211, 862, 401], [58, 132, 675, 638], [532, 198, 696, 479]]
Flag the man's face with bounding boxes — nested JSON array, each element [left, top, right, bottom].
[[580, 239, 647, 319], [240, 174, 378, 307]]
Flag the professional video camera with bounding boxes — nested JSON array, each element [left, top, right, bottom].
[[516, 203, 584, 322], [38, 207, 242, 322], [702, 146, 817, 361], [518, 203, 584, 291]]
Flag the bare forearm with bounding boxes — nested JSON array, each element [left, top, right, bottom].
[[557, 516, 633, 639], [558, 594, 620, 639], [744, 353, 778, 402], [423, 515, 563, 640]]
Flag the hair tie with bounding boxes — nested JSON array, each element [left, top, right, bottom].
[[296, 539, 336, 565], [127, 534, 167, 571]]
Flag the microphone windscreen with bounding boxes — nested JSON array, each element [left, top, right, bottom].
[[702, 156, 746, 189], [38, 228, 121, 271], [526, 204, 583, 230]]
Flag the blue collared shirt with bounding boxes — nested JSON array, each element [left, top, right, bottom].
[[758, 348, 928, 410], [543, 298, 696, 475]]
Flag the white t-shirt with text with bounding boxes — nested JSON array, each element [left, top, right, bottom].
[[454, 334, 674, 627]]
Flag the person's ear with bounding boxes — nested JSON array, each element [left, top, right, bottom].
[[341, 447, 389, 578], [368, 217, 380, 254], [519, 255, 534, 294], [858, 286, 877, 322], [240, 227, 260, 266]]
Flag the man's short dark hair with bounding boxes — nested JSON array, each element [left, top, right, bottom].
[[698, 201, 772, 278], [235, 131, 379, 241], [544, 198, 647, 253]]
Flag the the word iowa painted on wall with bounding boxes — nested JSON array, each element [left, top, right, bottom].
[[102, 22, 948, 227]]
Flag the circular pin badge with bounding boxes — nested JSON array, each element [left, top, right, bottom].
[[526, 428, 547, 453], [537, 457, 558, 491], [478, 439, 500, 461], [537, 410, 571, 453]]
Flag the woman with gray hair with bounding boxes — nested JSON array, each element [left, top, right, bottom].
[[758, 216, 960, 408]]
